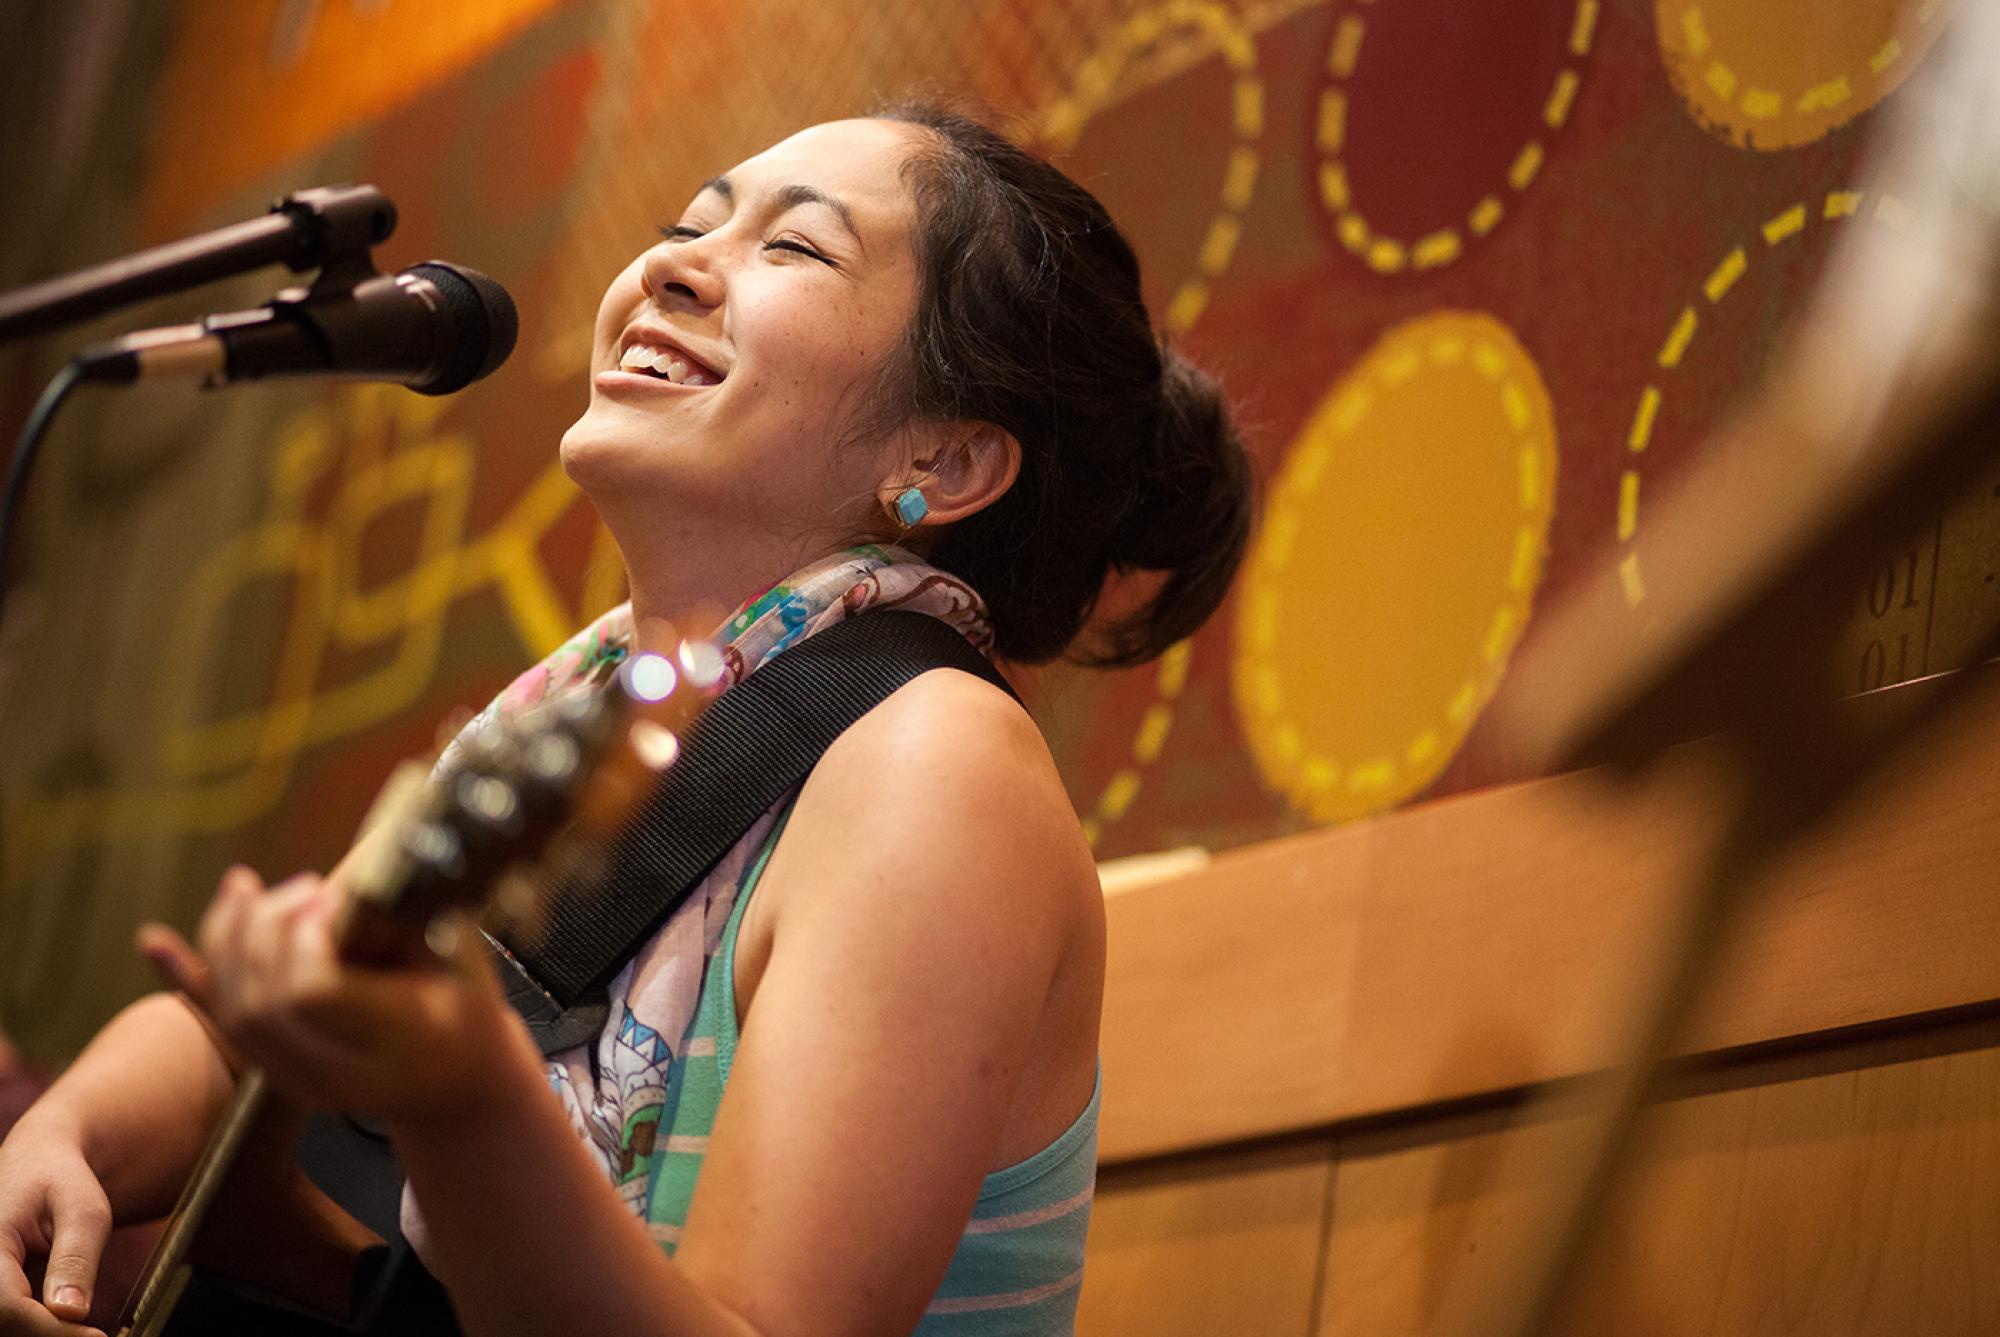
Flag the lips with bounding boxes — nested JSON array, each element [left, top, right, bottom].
[[613, 326, 725, 387]]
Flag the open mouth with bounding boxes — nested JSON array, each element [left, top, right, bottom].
[[615, 333, 724, 387]]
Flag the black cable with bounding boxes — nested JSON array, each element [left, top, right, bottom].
[[0, 359, 87, 633]]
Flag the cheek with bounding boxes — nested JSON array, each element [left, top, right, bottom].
[[738, 280, 896, 398], [592, 258, 649, 356]]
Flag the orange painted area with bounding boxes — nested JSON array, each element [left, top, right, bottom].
[[470, 48, 601, 216], [140, 0, 566, 240]]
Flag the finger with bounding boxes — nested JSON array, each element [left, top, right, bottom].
[[287, 933, 493, 1041], [0, 1295, 104, 1337], [241, 876, 327, 976], [134, 924, 209, 1008], [266, 870, 330, 902], [195, 866, 261, 967], [38, 1179, 109, 1324], [3, 1230, 99, 1337], [213, 876, 318, 1022], [2, 1235, 34, 1298], [237, 890, 303, 1006], [259, 889, 353, 1023]]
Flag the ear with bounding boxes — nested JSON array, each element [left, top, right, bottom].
[[884, 422, 1022, 527]]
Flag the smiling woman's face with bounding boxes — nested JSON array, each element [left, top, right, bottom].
[[561, 117, 930, 565]]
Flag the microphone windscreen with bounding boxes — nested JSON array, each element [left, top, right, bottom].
[[410, 261, 518, 395]]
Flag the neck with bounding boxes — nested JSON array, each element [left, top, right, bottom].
[[605, 507, 855, 657]]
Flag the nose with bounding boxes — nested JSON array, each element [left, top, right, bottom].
[[642, 241, 724, 311]]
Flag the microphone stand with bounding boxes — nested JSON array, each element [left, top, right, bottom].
[[0, 184, 395, 346], [0, 184, 397, 632]]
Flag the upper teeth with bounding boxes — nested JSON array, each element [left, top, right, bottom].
[[620, 343, 713, 385]]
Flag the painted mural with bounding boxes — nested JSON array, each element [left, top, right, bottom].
[[2, 0, 1995, 1063]]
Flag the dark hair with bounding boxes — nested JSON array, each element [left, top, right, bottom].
[[869, 102, 1253, 667]]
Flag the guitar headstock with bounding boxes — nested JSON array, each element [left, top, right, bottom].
[[336, 627, 727, 966]]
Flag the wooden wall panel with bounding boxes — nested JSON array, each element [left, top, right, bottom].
[[1100, 666, 2000, 1161], [1078, 1140, 1334, 1337], [1317, 1015, 2000, 1336]]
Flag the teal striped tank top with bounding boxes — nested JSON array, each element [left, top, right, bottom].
[[640, 814, 1101, 1333]]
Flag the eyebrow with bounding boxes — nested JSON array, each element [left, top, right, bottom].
[[697, 174, 863, 251]]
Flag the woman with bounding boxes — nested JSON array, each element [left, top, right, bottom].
[[0, 105, 1251, 1337]]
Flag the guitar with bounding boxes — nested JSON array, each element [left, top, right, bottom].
[[113, 628, 727, 1337]]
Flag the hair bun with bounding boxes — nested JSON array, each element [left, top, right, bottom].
[[1091, 347, 1254, 665]]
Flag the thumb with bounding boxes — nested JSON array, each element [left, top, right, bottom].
[[40, 1174, 111, 1322], [136, 922, 211, 1010]]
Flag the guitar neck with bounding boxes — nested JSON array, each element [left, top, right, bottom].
[[113, 627, 720, 1337], [115, 1067, 272, 1337]]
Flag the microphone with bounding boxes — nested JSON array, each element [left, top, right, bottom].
[[72, 261, 518, 396]]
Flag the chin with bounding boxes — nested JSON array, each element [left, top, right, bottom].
[[561, 412, 656, 491], [557, 411, 594, 463], [557, 419, 602, 487], [559, 415, 725, 534]]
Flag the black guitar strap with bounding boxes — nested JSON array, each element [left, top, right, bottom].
[[283, 611, 1015, 1335], [490, 608, 1016, 1054]]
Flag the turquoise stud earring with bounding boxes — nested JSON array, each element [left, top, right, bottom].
[[893, 486, 929, 527]]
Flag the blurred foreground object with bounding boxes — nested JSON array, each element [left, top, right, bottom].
[[1469, 3, 2000, 1333], [1495, 0, 2000, 774]]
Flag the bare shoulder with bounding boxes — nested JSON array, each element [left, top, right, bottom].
[[824, 668, 1066, 811], [835, 665, 1048, 770], [739, 663, 1101, 998], [799, 665, 1097, 918]]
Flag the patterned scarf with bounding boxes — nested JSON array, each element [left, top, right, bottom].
[[405, 545, 992, 1246]]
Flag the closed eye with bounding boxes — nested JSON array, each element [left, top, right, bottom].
[[764, 238, 837, 267], [655, 224, 836, 268]]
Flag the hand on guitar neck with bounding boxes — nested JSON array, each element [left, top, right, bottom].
[[0, 624, 721, 1337], [138, 866, 530, 1128], [0, 851, 514, 1337]]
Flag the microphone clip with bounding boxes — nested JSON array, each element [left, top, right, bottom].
[[273, 185, 399, 273], [77, 248, 395, 389]]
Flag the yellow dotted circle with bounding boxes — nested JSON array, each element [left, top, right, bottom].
[[1232, 312, 1558, 823], [1039, 0, 1264, 334], [1040, 0, 1265, 847], [1314, 0, 1599, 275], [1656, 0, 1951, 150], [1615, 189, 1905, 607]]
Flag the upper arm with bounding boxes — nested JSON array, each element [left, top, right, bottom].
[[670, 670, 1098, 1337]]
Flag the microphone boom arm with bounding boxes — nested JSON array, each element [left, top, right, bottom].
[[0, 184, 396, 347]]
